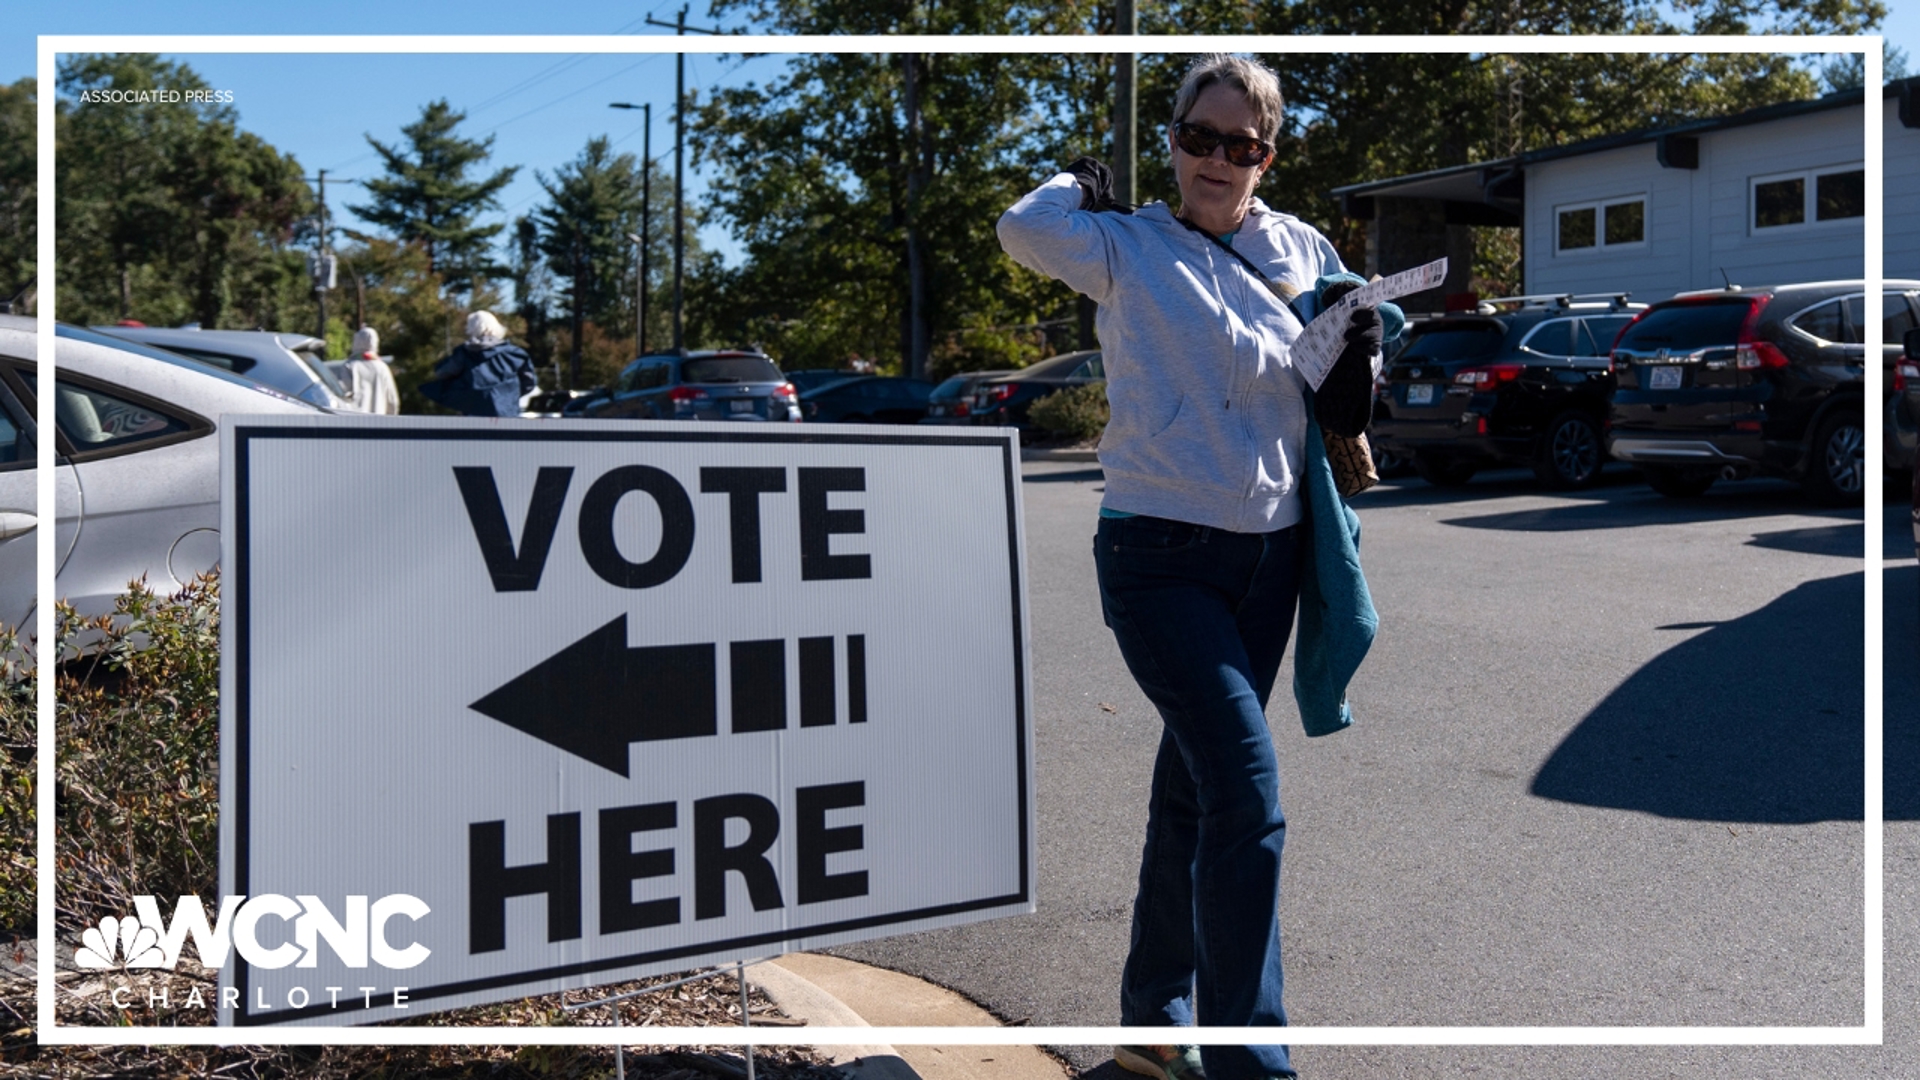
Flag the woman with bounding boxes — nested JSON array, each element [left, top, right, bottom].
[[341, 325, 401, 415], [997, 54, 1383, 1080], [420, 310, 538, 418]]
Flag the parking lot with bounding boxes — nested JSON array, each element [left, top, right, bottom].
[[832, 459, 1904, 1076]]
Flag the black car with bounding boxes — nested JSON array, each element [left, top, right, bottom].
[[580, 349, 801, 422], [922, 369, 1014, 425], [1607, 280, 1920, 503], [970, 350, 1104, 440], [1369, 296, 1643, 489], [1885, 322, 1920, 474], [799, 375, 934, 423]]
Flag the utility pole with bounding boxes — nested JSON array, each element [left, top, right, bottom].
[[611, 101, 653, 353], [316, 169, 327, 343], [1113, 0, 1137, 209], [646, 7, 720, 351], [570, 236, 584, 391], [304, 171, 354, 347]]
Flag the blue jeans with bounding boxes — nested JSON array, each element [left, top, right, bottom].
[[1095, 514, 1303, 1080]]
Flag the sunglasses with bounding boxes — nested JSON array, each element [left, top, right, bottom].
[[1173, 121, 1273, 168]]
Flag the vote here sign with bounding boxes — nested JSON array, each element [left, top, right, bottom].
[[218, 418, 1034, 1027]]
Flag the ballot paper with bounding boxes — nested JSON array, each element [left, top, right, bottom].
[[1293, 257, 1448, 390]]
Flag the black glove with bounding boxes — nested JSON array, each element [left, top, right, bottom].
[[1315, 305, 1382, 438], [1066, 156, 1131, 214]]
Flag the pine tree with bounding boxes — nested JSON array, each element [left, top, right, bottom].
[[350, 100, 518, 295]]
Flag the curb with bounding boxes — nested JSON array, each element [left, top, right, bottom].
[[752, 955, 1069, 1080], [747, 960, 916, 1080], [1019, 448, 1100, 463]]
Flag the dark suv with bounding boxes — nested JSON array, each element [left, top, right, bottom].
[[1369, 295, 1643, 488], [579, 349, 801, 422], [1607, 280, 1920, 504]]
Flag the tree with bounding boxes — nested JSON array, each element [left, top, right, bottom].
[[55, 54, 311, 328], [533, 137, 648, 334], [695, 0, 1078, 377], [0, 78, 33, 308], [349, 100, 518, 295]]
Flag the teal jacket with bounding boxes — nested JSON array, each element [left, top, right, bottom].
[[1291, 400, 1378, 736]]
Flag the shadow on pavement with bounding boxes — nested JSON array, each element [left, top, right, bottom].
[[1887, 565, 1919, 820], [1021, 466, 1106, 485], [1744, 523, 1866, 558], [1531, 571, 1867, 822], [1425, 478, 1858, 534]]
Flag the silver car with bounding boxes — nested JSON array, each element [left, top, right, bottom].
[[92, 324, 357, 411], [0, 315, 322, 632]]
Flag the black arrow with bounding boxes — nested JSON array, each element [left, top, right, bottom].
[[469, 615, 716, 777]]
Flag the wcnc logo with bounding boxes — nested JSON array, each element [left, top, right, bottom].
[[75, 894, 431, 972]]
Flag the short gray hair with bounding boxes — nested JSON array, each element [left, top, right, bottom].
[[1170, 54, 1284, 145]]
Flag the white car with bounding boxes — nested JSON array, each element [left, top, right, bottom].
[[92, 324, 357, 411], [0, 315, 323, 634]]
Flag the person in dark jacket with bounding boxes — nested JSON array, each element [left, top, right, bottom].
[[420, 311, 538, 417]]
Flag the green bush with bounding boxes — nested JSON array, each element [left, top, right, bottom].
[[1026, 380, 1109, 443], [0, 626, 31, 936], [0, 575, 222, 938]]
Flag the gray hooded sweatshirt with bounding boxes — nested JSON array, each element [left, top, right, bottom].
[[997, 172, 1352, 533]]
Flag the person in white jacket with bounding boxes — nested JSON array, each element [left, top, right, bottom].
[[341, 325, 401, 415], [998, 54, 1384, 1080]]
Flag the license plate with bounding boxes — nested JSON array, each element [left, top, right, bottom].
[[1648, 366, 1682, 390], [1405, 383, 1435, 405], [730, 398, 754, 414]]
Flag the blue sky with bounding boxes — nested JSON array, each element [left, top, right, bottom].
[[12, 1, 1915, 276]]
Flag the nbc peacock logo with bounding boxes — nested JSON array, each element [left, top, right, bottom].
[[74, 914, 168, 969]]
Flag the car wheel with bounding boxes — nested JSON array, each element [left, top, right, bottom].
[[1532, 411, 1604, 490], [1412, 453, 1477, 488], [1641, 464, 1716, 498], [1803, 409, 1866, 506]]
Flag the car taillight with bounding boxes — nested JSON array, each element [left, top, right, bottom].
[[1730, 295, 1781, 369], [1453, 364, 1523, 388], [1897, 360, 1920, 394], [952, 401, 971, 416], [1734, 341, 1791, 370], [772, 382, 796, 402], [669, 386, 709, 405], [984, 384, 1016, 403]]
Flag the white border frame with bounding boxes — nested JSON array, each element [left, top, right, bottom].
[[34, 32, 1884, 1048], [1751, 160, 1869, 234], [1553, 194, 1651, 253]]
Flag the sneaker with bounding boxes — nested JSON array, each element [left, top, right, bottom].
[[1114, 1045, 1205, 1080]]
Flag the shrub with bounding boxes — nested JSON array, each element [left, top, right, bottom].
[[1026, 380, 1110, 443], [0, 576, 224, 939]]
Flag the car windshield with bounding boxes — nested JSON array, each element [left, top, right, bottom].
[[1614, 302, 1752, 351], [295, 348, 349, 397], [60, 324, 305, 397], [1398, 324, 1504, 362], [682, 356, 783, 384], [932, 375, 973, 398]]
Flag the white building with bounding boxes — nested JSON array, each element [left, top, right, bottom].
[[1331, 81, 1916, 309]]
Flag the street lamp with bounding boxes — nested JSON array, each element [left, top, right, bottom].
[[610, 102, 653, 355]]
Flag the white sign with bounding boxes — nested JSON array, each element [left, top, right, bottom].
[[219, 417, 1035, 1027], [1294, 257, 1450, 389]]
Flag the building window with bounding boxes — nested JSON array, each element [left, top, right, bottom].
[[1555, 196, 1645, 254], [1751, 164, 1864, 232]]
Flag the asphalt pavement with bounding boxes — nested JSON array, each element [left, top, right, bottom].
[[827, 460, 1911, 1078]]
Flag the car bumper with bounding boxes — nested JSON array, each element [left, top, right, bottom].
[[1606, 433, 1765, 465], [1369, 417, 1528, 463]]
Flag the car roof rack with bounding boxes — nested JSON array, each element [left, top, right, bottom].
[[1472, 292, 1640, 315]]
